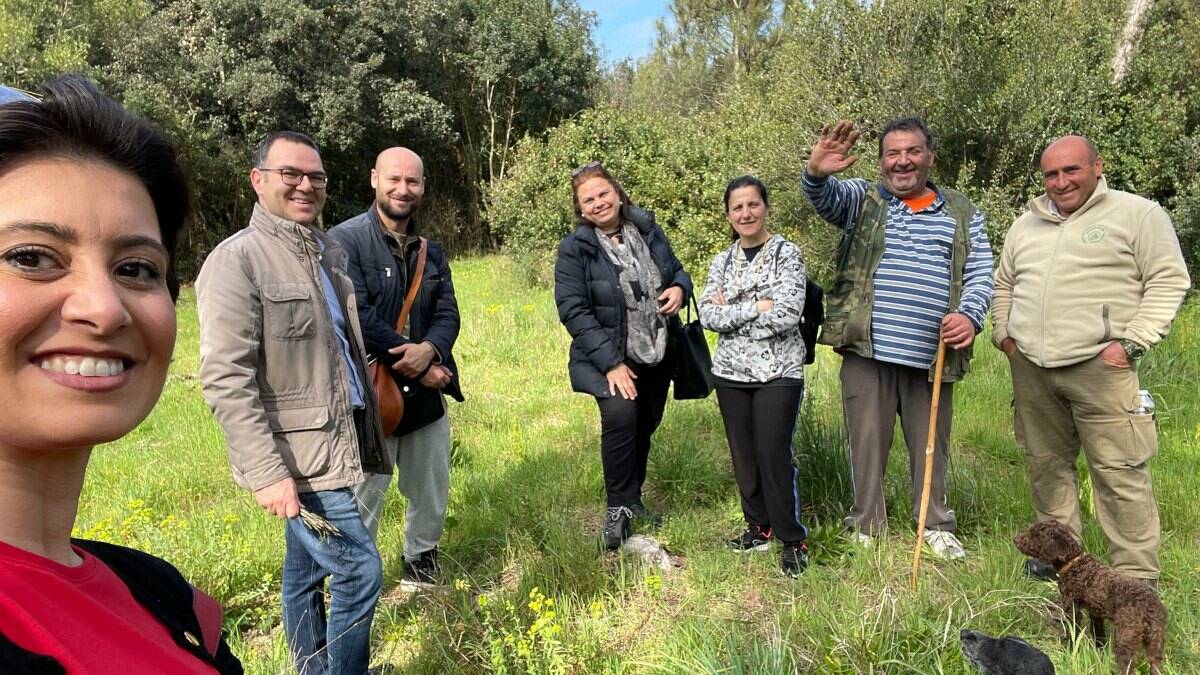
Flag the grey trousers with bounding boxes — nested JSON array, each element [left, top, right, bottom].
[[355, 407, 451, 562], [840, 352, 956, 536]]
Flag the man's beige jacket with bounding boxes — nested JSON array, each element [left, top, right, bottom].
[[196, 203, 388, 493], [992, 177, 1191, 368]]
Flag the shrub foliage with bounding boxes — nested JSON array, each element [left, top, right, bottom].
[[490, 0, 1200, 284]]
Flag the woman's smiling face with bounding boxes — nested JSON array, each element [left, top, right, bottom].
[[575, 176, 622, 230], [0, 156, 176, 451], [726, 185, 769, 242]]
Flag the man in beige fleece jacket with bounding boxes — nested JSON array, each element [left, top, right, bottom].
[[992, 135, 1191, 585]]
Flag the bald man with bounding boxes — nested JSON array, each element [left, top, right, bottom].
[[992, 135, 1190, 586], [329, 147, 463, 589]]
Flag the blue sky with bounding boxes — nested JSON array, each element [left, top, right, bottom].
[[579, 0, 671, 64]]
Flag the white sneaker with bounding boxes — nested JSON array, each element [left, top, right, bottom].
[[848, 531, 875, 548], [923, 529, 966, 560]]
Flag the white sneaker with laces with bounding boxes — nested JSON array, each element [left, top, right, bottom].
[[923, 529, 966, 560], [848, 531, 875, 548]]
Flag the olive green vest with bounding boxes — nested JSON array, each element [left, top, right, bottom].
[[818, 185, 977, 382]]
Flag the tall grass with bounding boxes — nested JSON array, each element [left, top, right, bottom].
[[79, 257, 1198, 673]]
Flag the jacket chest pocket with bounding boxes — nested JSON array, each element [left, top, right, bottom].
[[360, 263, 387, 299], [262, 282, 316, 340]]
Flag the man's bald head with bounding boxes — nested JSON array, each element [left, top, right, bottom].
[[1042, 135, 1098, 164], [375, 146, 424, 175], [371, 146, 426, 232], [1040, 135, 1103, 217]]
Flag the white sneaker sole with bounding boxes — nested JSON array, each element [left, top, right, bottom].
[[399, 578, 441, 591], [730, 542, 771, 553]]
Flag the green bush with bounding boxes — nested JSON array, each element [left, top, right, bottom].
[[488, 107, 731, 286], [491, 0, 1200, 284]]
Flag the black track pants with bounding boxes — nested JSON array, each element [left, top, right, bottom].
[[715, 383, 807, 543]]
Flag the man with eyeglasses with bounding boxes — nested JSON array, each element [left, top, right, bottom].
[[196, 130, 389, 675], [330, 146, 463, 590]]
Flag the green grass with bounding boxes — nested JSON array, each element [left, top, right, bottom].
[[79, 255, 1200, 674]]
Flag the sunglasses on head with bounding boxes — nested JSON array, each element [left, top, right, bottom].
[[0, 85, 40, 105], [571, 160, 604, 178]]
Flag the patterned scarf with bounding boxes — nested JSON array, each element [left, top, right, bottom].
[[596, 224, 667, 365]]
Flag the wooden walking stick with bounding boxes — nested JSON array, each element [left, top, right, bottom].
[[911, 338, 947, 589]]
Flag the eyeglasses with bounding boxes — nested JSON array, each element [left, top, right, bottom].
[[571, 161, 604, 178], [258, 167, 329, 189]]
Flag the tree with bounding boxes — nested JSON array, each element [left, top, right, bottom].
[[411, 0, 598, 241], [103, 0, 456, 275], [619, 0, 785, 114]]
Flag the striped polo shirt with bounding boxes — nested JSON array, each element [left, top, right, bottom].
[[802, 172, 994, 370]]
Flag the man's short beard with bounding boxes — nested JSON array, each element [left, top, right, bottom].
[[379, 199, 419, 224]]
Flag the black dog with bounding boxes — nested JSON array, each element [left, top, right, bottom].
[[961, 629, 1055, 674]]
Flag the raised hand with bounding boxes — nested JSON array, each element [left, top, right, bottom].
[[808, 120, 861, 177]]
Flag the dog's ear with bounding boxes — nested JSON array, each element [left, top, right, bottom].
[[1051, 523, 1079, 555]]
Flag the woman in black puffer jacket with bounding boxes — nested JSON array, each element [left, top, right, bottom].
[[554, 162, 692, 550]]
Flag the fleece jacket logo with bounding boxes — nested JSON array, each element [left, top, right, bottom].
[[1082, 224, 1107, 244]]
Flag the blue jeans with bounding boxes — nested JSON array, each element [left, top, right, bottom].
[[282, 488, 382, 675]]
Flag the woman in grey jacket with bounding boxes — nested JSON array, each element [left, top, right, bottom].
[[699, 176, 809, 577]]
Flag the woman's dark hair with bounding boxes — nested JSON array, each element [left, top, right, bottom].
[[723, 175, 769, 211], [723, 175, 770, 241], [0, 75, 188, 300], [570, 161, 633, 228]]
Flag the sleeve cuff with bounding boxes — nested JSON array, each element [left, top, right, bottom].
[[244, 465, 292, 492], [801, 170, 829, 187], [424, 340, 444, 364]]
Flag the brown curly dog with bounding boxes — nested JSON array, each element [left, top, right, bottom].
[[1014, 520, 1166, 675]]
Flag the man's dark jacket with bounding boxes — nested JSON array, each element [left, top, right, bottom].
[[328, 206, 463, 404], [554, 207, 692, 398]]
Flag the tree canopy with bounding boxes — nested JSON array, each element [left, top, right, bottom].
[[491, 0, 1200, 283], [1, 0, 599, 277]]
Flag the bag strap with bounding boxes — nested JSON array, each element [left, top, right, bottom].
[[682, 288, 700, 323], [191, 587, 223, 657], [395, 238, 428, 334]]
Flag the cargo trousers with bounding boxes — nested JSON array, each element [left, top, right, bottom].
[[1008, 349, 1160, 580]]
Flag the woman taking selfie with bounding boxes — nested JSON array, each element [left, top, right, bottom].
[[0, 76, 241, 673], [700, 175, 810, 577], [554, 162, 692, 550]]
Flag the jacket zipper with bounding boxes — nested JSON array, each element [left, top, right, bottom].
[[301, 230, 359, 477]]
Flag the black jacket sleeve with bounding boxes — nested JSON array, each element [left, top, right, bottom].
[[555, 235, 623, 375], [657, 227, 692, 296], [419, 242, 460, 362]]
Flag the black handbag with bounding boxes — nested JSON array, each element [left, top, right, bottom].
[[395, 376, 446, 436], [801, 279, 824, 365], [671, 292, 714, 400]]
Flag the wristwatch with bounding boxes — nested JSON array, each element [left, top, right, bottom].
[[1119, 339, 1146, 364]]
